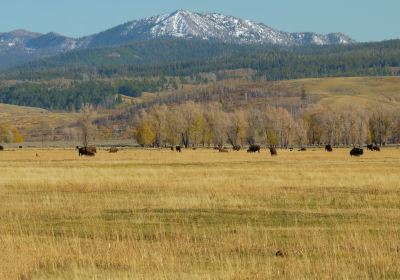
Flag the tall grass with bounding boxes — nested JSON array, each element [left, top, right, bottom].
[[0, 148, 399, 279]]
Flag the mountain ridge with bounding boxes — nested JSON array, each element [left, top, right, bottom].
[[0, 10, 355, 69]]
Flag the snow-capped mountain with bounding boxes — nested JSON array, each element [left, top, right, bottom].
[[81, 10, 354, 47], [0, 10, 355, 68]]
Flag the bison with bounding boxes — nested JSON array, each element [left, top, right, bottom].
[[77, 146, 96, 157], [109, 147, 118, 153], [350, 147, 363, 157], [367, 144, 374, 151], [170, 146, 174, 151], [0, 145, 3, 151], [373, 146, 381, 152], [298, 147, 307, 151], [325, 144, 333, 152], [269, 147, 278, 156], [233, 145, 241, 151], [176, 146, 181, 153], [247, 145, 261, 153]]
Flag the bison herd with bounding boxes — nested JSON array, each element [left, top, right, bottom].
[[0, 143, 386, 157]]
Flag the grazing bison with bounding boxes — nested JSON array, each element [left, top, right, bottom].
[[247, 145, 261, 153], [298, 147, 307, 151], [219, 148, 229, 153], [0, 145, 3, 151], [233, 145, 241, 151], [76, 146, 96, 157], [350, 147, 363, 157], [269, 147, 278, 156], [373, 146, 381, 152], [109, 147, 118, 153], [367, 144, 374, 151], [325, 144, 333, 152], [176, 146, 181, 153]]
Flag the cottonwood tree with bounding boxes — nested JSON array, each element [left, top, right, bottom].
[[149, 105, 168, 147], [226, 110, 247, 147], [369, 107, 392, 145], [79, 104, 97, 147]]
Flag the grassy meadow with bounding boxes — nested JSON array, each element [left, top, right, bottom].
[[0, 147, 400, 279]]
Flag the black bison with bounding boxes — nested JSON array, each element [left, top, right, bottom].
[[233, 145, 241, 151], [269, 147, 278, 156], [219, 148, 229, 153], [325, 144, 333, 152], [76, 146, 96, 157], [109, 147, 118, 153], [19, 146, 23, 149], [0, 145, 3, 151], [247, 145, 261, 153], [176, 146, 181, 152], [298, 147, 307, 151], [170, 146, 174, 151], [289, 147, 293, 151], [367, 144, 380, 152], [350, 147, 363, 157]]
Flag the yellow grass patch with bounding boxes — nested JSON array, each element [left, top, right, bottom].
[[1, 145, 400, 279]]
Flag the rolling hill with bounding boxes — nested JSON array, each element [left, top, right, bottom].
[[2, 76, 399, 143]]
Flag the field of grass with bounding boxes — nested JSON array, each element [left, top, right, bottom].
[[1, 147, 400, 279]]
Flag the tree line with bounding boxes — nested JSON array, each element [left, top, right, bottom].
[[0, 79, 169, 111], [3, 39, 400, 81], [132, 102, 400, 148]]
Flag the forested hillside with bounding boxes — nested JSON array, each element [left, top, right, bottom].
[[2, 39, 399, 82]]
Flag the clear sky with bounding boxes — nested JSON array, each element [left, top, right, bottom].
[[1, 0, 398, 42]]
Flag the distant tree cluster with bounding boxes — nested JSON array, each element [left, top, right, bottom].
[[0, 81, 117, 111], [133, 102, 400, 148], [0, 124, 24, 144]]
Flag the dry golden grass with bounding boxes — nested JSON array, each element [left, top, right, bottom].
[[0, 147, 400, 279]]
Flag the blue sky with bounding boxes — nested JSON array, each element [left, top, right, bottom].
[[1, 0, 398, 42]]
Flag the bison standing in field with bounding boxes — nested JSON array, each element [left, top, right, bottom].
[[233, 145, 241, 151], [367, 144, 381, 152], [176, 146, 181, 153], [247, 145, 261, 153], [350, 147, 363, 157], [76, 146, 96, 157], [325, 144, 333, 152], [0, 145, 3, 151], [109, 147, 118, 153], [373, 146, 381, 152], [269, 147, 278, 156]]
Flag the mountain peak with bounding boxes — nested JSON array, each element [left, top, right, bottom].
[[106, 10, 355, 46], [0, 10, 356, 69]]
